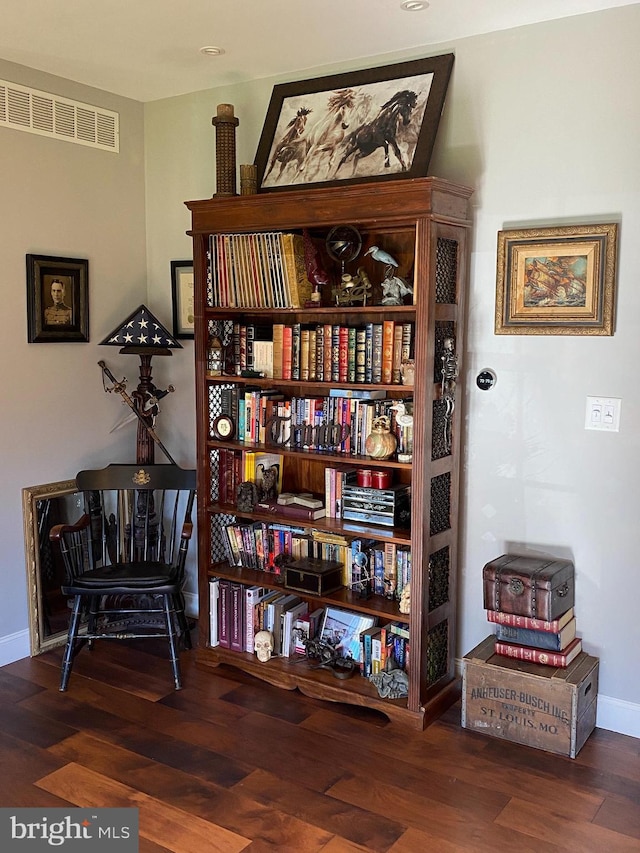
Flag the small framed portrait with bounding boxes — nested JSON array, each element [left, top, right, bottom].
[[26, 254, 89, 343], [171, 260, 195, 339]]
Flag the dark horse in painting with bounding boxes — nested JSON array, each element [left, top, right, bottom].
[[335, 89, 418, 175]]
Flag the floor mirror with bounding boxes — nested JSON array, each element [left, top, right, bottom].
[[23, 479, 82, 654]]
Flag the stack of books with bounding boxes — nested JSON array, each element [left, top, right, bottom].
[[489, 606, 581, 667]]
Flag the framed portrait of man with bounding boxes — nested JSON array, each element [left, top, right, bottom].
[[26, 254, 89, 343]]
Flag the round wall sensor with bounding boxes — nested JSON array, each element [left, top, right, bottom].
[[476, 369, 496, 391]]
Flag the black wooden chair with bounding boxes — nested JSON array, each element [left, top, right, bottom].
[[50, 463, 196, 692]]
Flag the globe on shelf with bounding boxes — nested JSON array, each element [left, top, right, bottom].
[[325, 225, 363, 271]]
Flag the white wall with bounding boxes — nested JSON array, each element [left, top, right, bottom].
[[144, 5, 640, 736], [0, 59, 148, 662]]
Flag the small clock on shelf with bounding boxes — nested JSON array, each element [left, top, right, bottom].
[[211, 414, 235, 440]]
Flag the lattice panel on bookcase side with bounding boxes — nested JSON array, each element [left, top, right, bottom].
[[435, 237, 458, 304], [428, 546, 450, 612], [208, 386, 223, 439], [431, 398, 450, 461], [209, 513, 234, 564], [425, 619, 449, 686], [206, 252, 214, 307], [430, 472, 451, 536]]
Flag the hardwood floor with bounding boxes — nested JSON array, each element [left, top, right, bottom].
[[1, 638, 639, 852]]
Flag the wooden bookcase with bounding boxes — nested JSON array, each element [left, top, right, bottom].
[[186, 176, 472, 729]]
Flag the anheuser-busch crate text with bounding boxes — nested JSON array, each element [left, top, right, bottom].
[[462, 636, 598, 758]]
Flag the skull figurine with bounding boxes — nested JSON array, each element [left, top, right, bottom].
[[254, 630, 274, 662]]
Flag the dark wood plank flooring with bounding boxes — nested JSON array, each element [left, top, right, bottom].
[[1, 638, 639, 851]]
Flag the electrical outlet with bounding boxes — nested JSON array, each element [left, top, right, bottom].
[[585, 396, 621, 431]]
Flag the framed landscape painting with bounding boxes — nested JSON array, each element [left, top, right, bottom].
[[495, 223, 618, 336], [255, 54, 454, 193]]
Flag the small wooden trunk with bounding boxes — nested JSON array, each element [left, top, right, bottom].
[[483, 554, 575, 621], [284, 557, 343, 596], [462, 636, 598, 758]]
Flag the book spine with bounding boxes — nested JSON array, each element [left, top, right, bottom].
[[371, 323, 383, 383], [364, 322, 373, 383], [355, 326, 367, 384], [308, 328, 317, 381], [282, 325, 293, 380], [315, 324, 324, 382], [494, 638, 581, 667], [382, 320, 394, 384], [401, 322, 413, 363], [347, 326, 357, 383], [245, 586, 266, 652], [218, 579, 231, 648], [392, 322, 403, 384], [300, 327, 310, 381], [291, 322, 301, 381], [230, 583, 245, 651], [272, 323, 284, 380], [209, 578, 220, 647], [323, 323, 333, 383], [331, 324, 341, 382], [338, 325, 349, 382], [495, 621, 575, 651], [486, 609, 572, 632]]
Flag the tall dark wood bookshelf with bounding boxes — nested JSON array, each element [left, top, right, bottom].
[[186, 176, 472, 729]]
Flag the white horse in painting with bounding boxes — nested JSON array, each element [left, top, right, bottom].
[[300, 89, 359, 180]]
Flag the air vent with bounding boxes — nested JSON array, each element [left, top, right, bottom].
[[0, 80, 119, 152]]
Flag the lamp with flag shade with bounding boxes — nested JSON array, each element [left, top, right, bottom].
[[99, 305, 182, 465]]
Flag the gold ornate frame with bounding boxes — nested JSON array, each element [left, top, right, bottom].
[[495, 223, 618, 335], [23, 479, 79, 655]]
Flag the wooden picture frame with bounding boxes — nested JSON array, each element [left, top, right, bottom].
[[26, 254, 89, 342], [255, 54, 454, 193], [495, 223, 618, 336], [171, 259, 194, 339], [22, 479, 82, 655]]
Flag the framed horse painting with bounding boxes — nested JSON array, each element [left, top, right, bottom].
[[255, 54, 454, 193], [495, 223, 618, 336]]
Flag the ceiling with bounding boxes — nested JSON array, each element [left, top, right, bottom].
[[0, 0, 636, 102]]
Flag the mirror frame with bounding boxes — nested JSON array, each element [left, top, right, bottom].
[[23, 479, 78, 655]]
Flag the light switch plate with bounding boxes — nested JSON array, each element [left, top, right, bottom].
[[585, 396, 621, 431]]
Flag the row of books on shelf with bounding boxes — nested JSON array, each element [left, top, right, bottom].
[[221, 519, 411, 601], [209, 232, 314, 309], [218, 385, 412, 456], [208, 578, 410, 678], [489, 607, 582, 667], [221, 320, 414, 386]]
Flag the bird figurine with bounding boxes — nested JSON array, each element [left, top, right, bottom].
[[365, 245, 398, 268]]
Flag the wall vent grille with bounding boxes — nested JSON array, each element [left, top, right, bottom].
[[0, 80, 119, 152]]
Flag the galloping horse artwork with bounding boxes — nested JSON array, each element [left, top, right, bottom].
[[257, 54, 454, 190], [335, 89, 418, 177]]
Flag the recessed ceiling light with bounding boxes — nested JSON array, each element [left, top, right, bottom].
[[401, 1, 429, 10], [200, 46, 225, 57]]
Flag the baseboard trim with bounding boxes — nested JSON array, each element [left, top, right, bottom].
[[0, 629, 30, 667], [596, 695, 640, 739]]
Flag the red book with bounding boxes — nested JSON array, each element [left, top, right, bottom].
[[494, 636, 582, 667], [282, 325, 293, 380], [487, 607, 574, 633]]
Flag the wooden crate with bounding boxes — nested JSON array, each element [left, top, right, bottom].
[[462, 636, 598, 758]]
